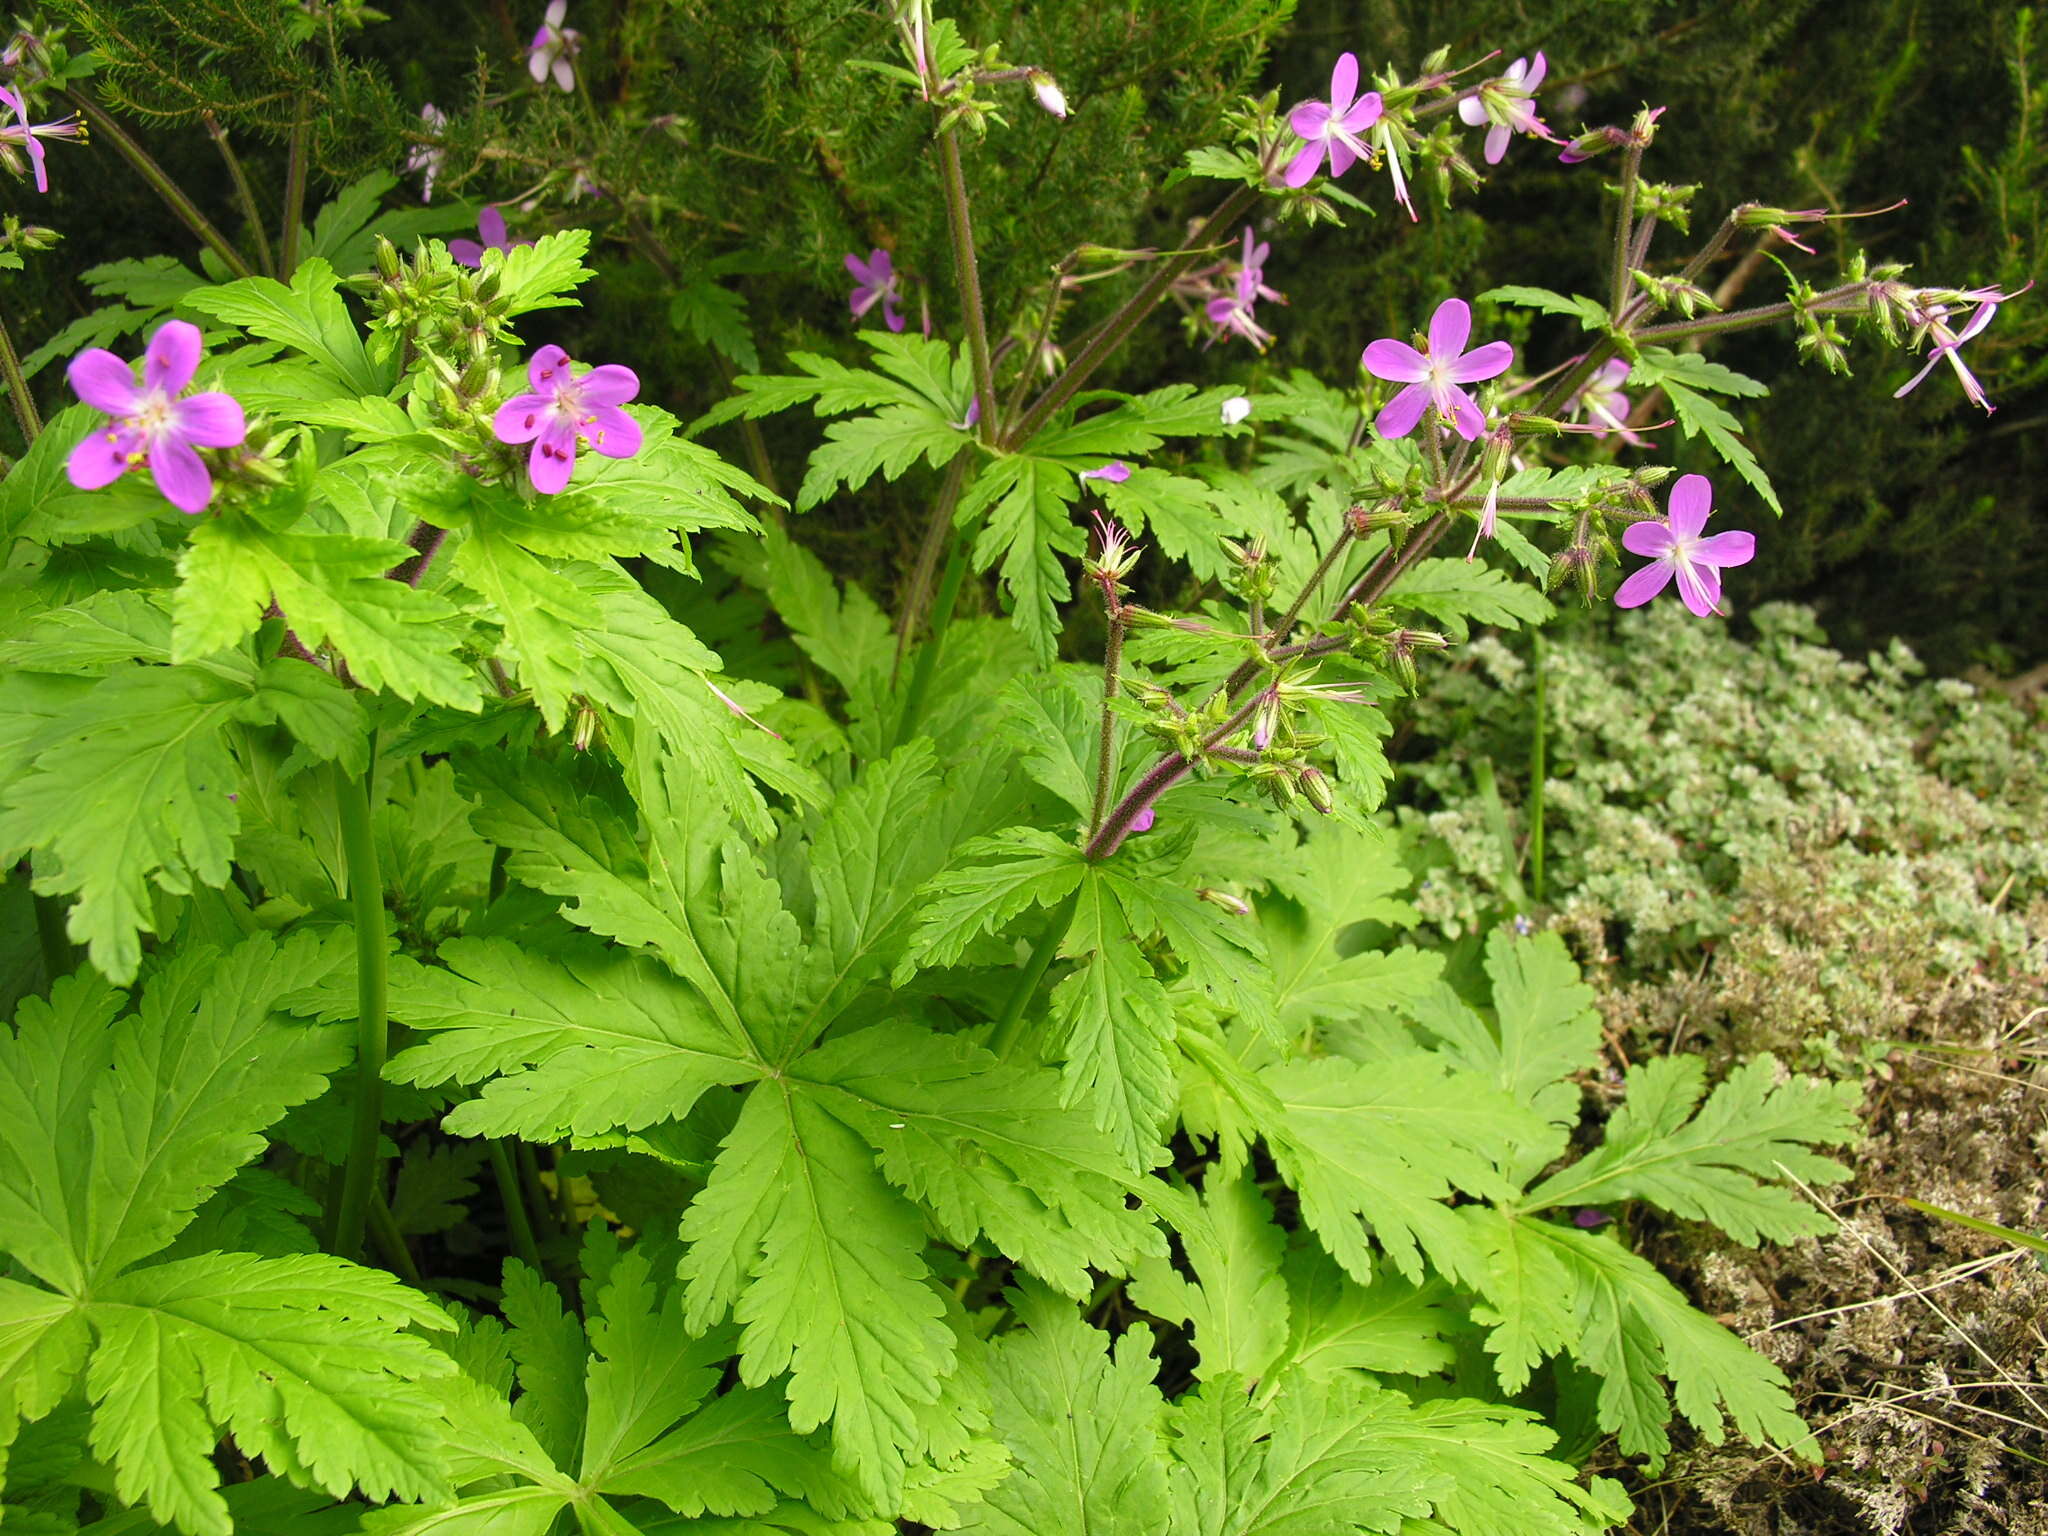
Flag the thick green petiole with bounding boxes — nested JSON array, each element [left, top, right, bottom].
[[324, 755, 390, 1263]]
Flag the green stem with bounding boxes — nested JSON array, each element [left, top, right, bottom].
[[1267, 525, 1354, 644], [325, 755, 389, 1262], [516, 1142, 563, 1240], [1087, 605, 1128, 837], [489, 1141, 545, 1272], [31, 886, 73, 986], [202, 110, 275, 278], [987, 893, 1077, 1061], [367, 1189, 424, 1288], [893, 523, 973, 748], [279, 98, 310, 275], [1609, 141, 1643, 319], [934, 126, 997, 437], [63, 88, 253, 279], [1529, 628, 1546, 904], [1007, 183, 1257, 448], [0, 308, 42, 442], [893, 453, 972, 675]]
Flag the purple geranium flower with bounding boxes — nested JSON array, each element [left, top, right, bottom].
[[64, 320, 247, 514], [406, 103, 446, 202], [527, 0, 582, 92], [492, 344, 643, 494], [1361, 297, 1515, 441], [0, 82, 84, 194], [1570, 358, 1647, 446], [1078, 461, 1130, 483], [1893, 287, 2012, 413], [844, 248, 905, 333], [449, 206, 533, 269], [1284, 53, 1384, 187], [1613, 474, 1755, 618], [1457, 52, 1555, 165], [1206, 226, 1285, 350]]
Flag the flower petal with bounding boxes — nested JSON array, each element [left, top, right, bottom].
[[552, 56, 575, 92], [67, 426, 138, 490], [1374, 382, 1430, 439], [448, 239, 485, 269], [493, 393, 555, 444], [584, 403, 642, 460], [529, 345, 573, 393], [1612, 559, 1674, 608], [1428, 298, 1473, 360], [1289, 101, 1333, 141], [1485, 124, 1510, 164], [1674, 561, 1722, 618], [1329, 52, 1358, 114], [882, 293, 906, 333], [529, 423, 578, 494], [1282, 141, 1326, 188], [67, 348, 141, 415], [576, 363, 639, 407], [170, 391, 246, 448], [143, 321, 202, 395], [1525, 52, 1548, 90], [1622, 520, 1676, 557], [1665, 473, 1713, 539], [1458, 94, 1486, 126], [1326, 139, 1358, 179], [1361, 338, 1429, 383], [479, 206, 509, 250], [1339, 93, 1383, 133], [1446, 339, 1514, 384], [527, 48, 549, 85], [1692, 529, 1755, 569], [148, 435, 214, 513], [1439, 384, 1486, 441], [843, 250, 874, 283]]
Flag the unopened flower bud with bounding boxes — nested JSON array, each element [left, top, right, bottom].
[[374, 236, 402, 280], [1030, 71, 1068, 119], [1197, 887, 1253, 917], [1558, 124, 1628, 164], [572, 705, 600, 752], [1346, 499, 1407, 536], [1298, 765, 1335, 816]]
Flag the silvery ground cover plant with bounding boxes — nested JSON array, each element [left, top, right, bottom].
[[0, 3, 2037, 1533]]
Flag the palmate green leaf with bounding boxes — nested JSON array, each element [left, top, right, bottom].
[[688, 352, 919, 434], [1098, 470, 1235, 585], [1259, 823, 1442, 1041], [453, 524, 600, 730], [897, 826, 1084, 979], [799, 1022, 1159, 1298], [1471, 1215, 1811, 1467], [1130, 1174, 1289, 1383], [1626, 349, 1781, 515], [1164, 1372, 1442, 1536], [1275, 1245, 1457, 1381], [962, 456, 1086, 664], [995, 670, 1098, 820], [669, 278, 761, 372], [1263, 1054, 1547, 1290], [1522, 1054, 1860, 1244], [173, 517, 480, 708], [1404, 930, 1601, 1183], [715, 523, 894, 706], [1053, 877, 1180, 1171], [956, 1283, 1169, 1536], [543, 420, 769, 569], [492, 229, 597, 320], [86, 1253, 454, 1536], [1383, 558, 1554, 641], [179, 258, 384, 396], [796, 407, 969, 512], [1362, 1399, 1629, 1536], [378, 938, 762, 1141], [678, 1083, 955, 1508], [0, 660, 347, 983]]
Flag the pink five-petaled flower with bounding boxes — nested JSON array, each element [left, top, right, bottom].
[[65, 320, 247, 514], [1284, 53, 1384, 187], [1206, 226, 1285, 350], [1893, 287, 2014, 413], [0, 82, 84, 194], [1570, 358, 1647, 446], [527, 0, 582, 92], [1362, 297, 1515, 441], [844, 248, 905, 333], [449, 206, 533, 269], [1456, 52, 1555, 165], [493, 344, 643, 494], [1613, 474, 1755, 618]]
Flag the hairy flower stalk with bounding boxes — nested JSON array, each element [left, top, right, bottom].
[[1086, 512, 1141, 837]]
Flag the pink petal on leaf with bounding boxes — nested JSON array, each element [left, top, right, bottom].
[[529, 422, 579, 494], [67, 349, 141, 415], [493, 393, 554, 444], [148, 435, 214, 513], [66, 427, 136, 490], [529, 345, 572, 392], [577, 363, 639, 407]]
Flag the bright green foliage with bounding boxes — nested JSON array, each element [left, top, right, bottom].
[[0, 936, 456, 1536]]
